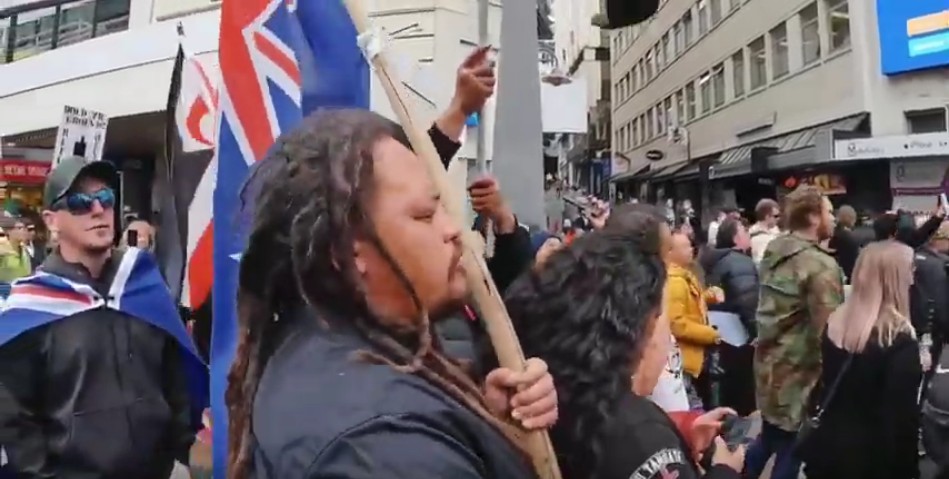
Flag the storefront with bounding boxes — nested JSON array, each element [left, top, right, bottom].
[[834, 131, 949, 213], [0, 159, 52, 218]]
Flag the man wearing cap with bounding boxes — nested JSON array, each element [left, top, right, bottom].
[[0, 156, 206, 478]]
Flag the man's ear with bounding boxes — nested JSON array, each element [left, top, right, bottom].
[[351, 239, 369, 275], [42, 210, 58, 235]]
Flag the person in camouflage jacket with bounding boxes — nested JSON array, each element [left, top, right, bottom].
[[744, 186, 844, 479]]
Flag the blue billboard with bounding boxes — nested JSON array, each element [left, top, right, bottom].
[[878, 0, 949, 75]]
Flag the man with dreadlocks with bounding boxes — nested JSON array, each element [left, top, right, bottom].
[[226, 109, 558, 479]]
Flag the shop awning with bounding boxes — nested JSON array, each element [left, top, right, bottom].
[[711, 113, 868, 179], [650, 161, 692, 181], [610, 162, 650, 183]]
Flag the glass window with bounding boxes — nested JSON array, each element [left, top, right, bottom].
[[631, 118, 638, 146], [732, 50, 744, 97], [58, 0, 95, 48], [770, 23, 789, 79], [662, 33, 671, 63], [800, 3, 820, 65], [94, 0, 130, 37], [827, 0, 850, 52], [655, 43, 664, 70], [646, 108, 655, 139], [12, 6, 57, 61], [698, 0, 709, 36], [683, 10, 693, 46], [712, 63, 725, 107], [685, 83, 696, 120], [749, 36, 767, 90], [630, 65, 637, 91], [676, 90, 685, 124], [710, 0, 722, 25], [674, 21, 684, 54], [664, 96, 674, 129], [638, 114, 646, 143], [656, 102, 666, 135], [699, 72, 711, 114], [0, 17, 10, 64], [645, 50, 654, 79]]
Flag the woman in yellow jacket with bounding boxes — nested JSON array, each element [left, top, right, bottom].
[[666, 230, 723, 408]]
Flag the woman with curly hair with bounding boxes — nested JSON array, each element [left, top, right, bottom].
[[505, 229, 745, 479], [225, 109, 558, 479]]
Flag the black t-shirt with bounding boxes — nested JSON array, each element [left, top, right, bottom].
[[596, 394, 741, 479]]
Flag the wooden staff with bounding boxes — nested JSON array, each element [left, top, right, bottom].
[[341, 1, 562, 478]]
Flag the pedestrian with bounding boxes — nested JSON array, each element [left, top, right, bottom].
[[803, 241, 921, 479], [749, 199, 780, 265], [226, 109, 557, 479], [700, 218, 759, 416], [0, 156, 207, 478], [829, 205, 859, 282], [506, 229, 745, 479], [744, 185, 844, 479]]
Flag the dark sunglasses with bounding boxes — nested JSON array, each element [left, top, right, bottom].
[[52, 188, 116, 215]]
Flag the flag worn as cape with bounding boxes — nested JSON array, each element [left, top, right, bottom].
[[0, 248, 209, 427]]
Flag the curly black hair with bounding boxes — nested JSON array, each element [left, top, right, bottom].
[[504, 230, 667, 479], [226, 109, 524, 479]]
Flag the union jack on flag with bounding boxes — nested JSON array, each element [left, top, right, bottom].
[[209, 0, 369, 475]]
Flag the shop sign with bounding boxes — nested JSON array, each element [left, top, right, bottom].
[[645, 150, 664, 161], [890, 158, 949, 195], [834, 132, 949, 161], [0, 160, 51, 185], [782, 173, 847, 195]]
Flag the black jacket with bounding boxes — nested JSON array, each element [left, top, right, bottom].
[[829, 225, 859, 282], [700, 248, 759, 335], [596, 394, 740, 479], [912, 247, 949, 339], [0, 252, 193, 479], [428, 125, 533, 368], [250, 306, 534, 479], [804, 332, 921, 479]]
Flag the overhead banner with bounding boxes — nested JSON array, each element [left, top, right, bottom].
[[52, 105, 109, 166], [878, 0, 949, 75]]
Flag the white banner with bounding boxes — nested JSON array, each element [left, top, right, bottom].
[[52, 105, 109, 166]]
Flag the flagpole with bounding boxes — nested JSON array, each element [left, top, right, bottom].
[[342, 1, 561, 478], [476, 0, 489, 174]]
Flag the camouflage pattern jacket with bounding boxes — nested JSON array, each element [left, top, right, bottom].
[[754, 233, 844, 431]]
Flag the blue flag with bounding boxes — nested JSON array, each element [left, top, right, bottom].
[[211, 0, 370, 475]]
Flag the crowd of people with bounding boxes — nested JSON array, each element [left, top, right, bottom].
[[2, 45, 949, 479]]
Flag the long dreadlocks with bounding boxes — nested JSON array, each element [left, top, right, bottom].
[[225, 109, 525, 479]]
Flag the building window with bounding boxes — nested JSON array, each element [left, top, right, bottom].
[[827, 0, 850, 52], [699, 72, 711, 114], [698, 0, 709, 36], [657, 102, 666, 135], [770, 23, 789, 80], [710, 0, 722, 25], [664, 96, 674, 129], [732, 50, 745, 97], [655, 44, 664, 70], [800, 3, 820, 65], [685, 83, 696, 120], [906, 109, 948, 133], [645, 51, 654, 79], [11, 5, 57, 61], [646, 108, 655, 139], [712, 63, 725, 107], [676, 90, 685, 124], [662, 33, 671, 64], [683, 10, 694, 46], [628, 66, 636, 92], [749, 36, 767, 90], [631, 118, 639, 146], [639, 114, 647, 143], [674, 21, 684, 55], [57, 1, 95, 48], [0, 17, 9, 64]]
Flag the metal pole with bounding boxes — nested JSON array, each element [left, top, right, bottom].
[[476, 0, 489, 173]]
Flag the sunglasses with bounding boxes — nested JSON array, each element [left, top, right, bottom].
[[52, 188, 116, 215]]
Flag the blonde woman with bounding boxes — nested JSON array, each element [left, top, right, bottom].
[[802, 241, 921, 479]]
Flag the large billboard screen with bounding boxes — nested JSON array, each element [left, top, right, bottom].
[[878, 0, 949, 75]]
